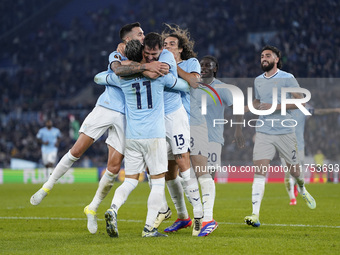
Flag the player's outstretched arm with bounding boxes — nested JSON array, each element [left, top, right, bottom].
[[94, 71, 110, 85], [143, 62, 169, 79], [170, 77, 190, 92], [177, 66, 201, 88], [94, 71, 120, 87], [113, 61, 169, 77], [314, 108, 340, 115]]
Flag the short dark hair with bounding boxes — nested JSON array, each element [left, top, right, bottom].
[[119, 22, 141, 41], [125, 40, 143, 62], [144, 32, 163, 50], [201, 55, 219, 77], [261, 45, 282, 69]]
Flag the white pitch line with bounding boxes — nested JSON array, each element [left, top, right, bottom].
[[219, 222, 340, 229], [0, 217, 141, 223], [0, 217, 339, 229]]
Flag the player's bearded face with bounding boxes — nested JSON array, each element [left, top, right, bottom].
[[143, 46, 161, 62], [261, 59, 275, 72]]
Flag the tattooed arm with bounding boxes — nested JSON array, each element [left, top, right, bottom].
[[111, 61, 169, 77]]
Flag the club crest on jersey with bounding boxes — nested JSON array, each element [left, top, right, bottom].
[[113, 54, 121, 60]]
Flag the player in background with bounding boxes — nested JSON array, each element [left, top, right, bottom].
[[284, 105, 340, 205], [36, 119, 61, 175], [199, 55, 244, 178], [99, 37, 185, 238], [161, 25, 230, 237], [30, 22, 167, 234], [244, 45, 316, 227]]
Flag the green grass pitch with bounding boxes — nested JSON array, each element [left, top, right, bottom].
[[0, 182, 339, 254]]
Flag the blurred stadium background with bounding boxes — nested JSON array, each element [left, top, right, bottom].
[[1, 0, 339, 183]]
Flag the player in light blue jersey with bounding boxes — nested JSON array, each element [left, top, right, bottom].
[[124, 27, 203, 237], [199, 56, 244, 177], [283, 104, 340, 205], [245, 45, 316, 228], [94, 32, 193, 236], [30, 23, 151, 235], [36, 119, 61, 174], [162, 25, 224, 237], [100, 36, 178, 238]]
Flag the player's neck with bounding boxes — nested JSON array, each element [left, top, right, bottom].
[[264, 67, 278, 78], [202, 77, 214, 85]]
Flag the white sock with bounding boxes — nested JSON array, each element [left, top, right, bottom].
[[43, 151, 79, 190], [293, 174, 306, 194], [252, 174, 266, 216], [147, 173, 168, 212], [145, 178, 165, 230], [111, 178, 138, 213], [284, 172, 295, 200], [159, 190, 169, 213], [182, 169, 203, 218], [88, 170, 116, 212], [198, 174, 215, 221], [167, 176, 188, 219], [178, 175, 192, 204]]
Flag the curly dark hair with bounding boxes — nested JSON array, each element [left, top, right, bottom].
[[161, 24, 197, 60]]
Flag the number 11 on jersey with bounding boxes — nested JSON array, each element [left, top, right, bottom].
[[132, 81, 153, 109]]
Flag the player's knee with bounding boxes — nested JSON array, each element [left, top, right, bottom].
[[107, 163, 121, 175], [165, 170, 177, 181], [70, 147, 84, 158], [174, 154, 190, 170]]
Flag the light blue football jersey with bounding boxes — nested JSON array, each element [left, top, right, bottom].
[[95, 51, 126, 114], [107, 72, 177, 139], [178, 58, 201, 124], [203, 78, 233, 145], [36, 127, 61, 153], [291, 104, 314, 151], [161, 49, 183, 115], [254, 70, 300, 135]]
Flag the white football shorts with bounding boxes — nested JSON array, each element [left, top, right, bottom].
[[42, 151, 58, 166], [124, 138, 168, 176], [190, 122, 209, 157], [165, 105, 190, 159], [253, 132, 299, 165], [207, 141, 222, 168], [79, 105, 126, 154]]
